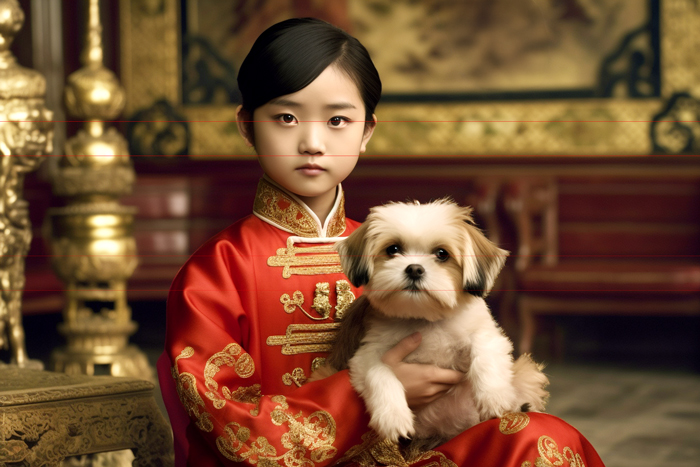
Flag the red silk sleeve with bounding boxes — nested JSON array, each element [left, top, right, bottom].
[[160, 224, 372, 467]]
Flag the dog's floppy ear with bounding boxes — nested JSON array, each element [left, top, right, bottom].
[[335, 221, 373, 287], [462, 222, 509, 297]]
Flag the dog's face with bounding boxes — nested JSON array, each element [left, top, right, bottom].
[[336, 200, 508, 321]]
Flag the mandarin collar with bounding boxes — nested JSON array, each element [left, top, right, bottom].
[[252, 176, 347, 238]]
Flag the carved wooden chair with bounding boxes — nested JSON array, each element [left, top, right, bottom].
[[466, 177, 520, 340], [503, 177, 700, 356]]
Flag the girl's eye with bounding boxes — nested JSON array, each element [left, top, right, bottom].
[[386, 245, 401, 257], [329, 116, 349, 127], [277, 114, 297, 125], [436, 249, 450, 262]]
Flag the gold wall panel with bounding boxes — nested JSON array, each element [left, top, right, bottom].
[[120, 0, 700, 157]]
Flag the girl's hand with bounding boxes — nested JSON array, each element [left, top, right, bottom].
[[381, 332, 464, 410]]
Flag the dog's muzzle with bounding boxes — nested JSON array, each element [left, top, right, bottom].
[[405, 264, 425, 281]]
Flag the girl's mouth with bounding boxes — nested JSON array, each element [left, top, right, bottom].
[[296, 164, 325, 175]]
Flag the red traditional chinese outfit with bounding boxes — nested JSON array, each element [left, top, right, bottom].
[[158, 177, 605, 467]]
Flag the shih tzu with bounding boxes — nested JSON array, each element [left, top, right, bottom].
[[314, 199, 549, 448]]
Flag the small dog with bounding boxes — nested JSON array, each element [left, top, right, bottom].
[[315, 199, 549, 448]]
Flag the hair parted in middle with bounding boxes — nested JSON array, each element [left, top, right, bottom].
[[237, 17, 382, 123]]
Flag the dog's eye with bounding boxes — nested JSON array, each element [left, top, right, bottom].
[[435, 249, 450, 262], [386, 245, 400, 257]]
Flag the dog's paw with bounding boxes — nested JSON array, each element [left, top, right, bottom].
[[479, 405, 506, 421], [369, 406, 415, 443], [472, 381, 518, 421], [476, 394, 515, 421]]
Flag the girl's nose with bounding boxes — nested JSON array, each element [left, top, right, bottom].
[[298, 123, 326, 155]]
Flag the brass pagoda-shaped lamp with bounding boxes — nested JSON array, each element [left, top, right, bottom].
[[49, 0, 151, 380]]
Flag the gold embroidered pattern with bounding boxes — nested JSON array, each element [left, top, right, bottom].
[[312, 282, 332, 319], [337, 432, 457, 467], [519, 435, 586, 467], [253, 177, 346, 238], [499, 412, 531, 435], [216, 422, 276, 463], [283, 358, 327, 387], [268, 238, 343, 278], [216, 395, 337, 465], [335, 279, 355, 319], [281, 291, 305, 314], [282, 368, 307, 387], [229, 384, 263, 417], [410, 450, 457, 467], [335, 432, 383, 466], [171, 347, 214, 432], [203, 343, 260, 415], [267, 323, 340, 355], [280, 285, 335, 321], [311, 357, 326, 372], [280, 281, 353, 322]]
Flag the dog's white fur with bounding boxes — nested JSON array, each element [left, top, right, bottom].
[[334, 199, 549, 444]]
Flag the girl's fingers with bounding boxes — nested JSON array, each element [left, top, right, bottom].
[[381, 332, 422, 366], [429, 367, 465, 385]]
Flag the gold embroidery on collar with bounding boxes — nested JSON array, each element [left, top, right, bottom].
[[326, 193, 346, 237], [216, 395, 337, 465], [267, 323, 339, 355], [253, 178, 346, 237], [499, 412, 530, 435], [268, 238, 343, 278], [171, 347, 214, 432]]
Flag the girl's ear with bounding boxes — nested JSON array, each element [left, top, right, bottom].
[[360, 114, 378, 154], [236, 105, 255, 148]]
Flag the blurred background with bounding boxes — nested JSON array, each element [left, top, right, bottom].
[[5, 1, 700, 466]]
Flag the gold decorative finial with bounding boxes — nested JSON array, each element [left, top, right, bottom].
[[82, 0, 104, 67], [64, 0, 125, 131]]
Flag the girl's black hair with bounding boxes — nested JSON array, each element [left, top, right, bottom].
[[237, 17, 382, 123]]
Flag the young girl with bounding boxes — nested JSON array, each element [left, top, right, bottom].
[[158, 18, 605, 467]]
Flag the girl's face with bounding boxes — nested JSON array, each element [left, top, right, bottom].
[[237, 64, 376, 210]]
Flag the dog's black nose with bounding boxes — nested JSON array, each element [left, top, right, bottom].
[[405, 264, 425, 280]]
